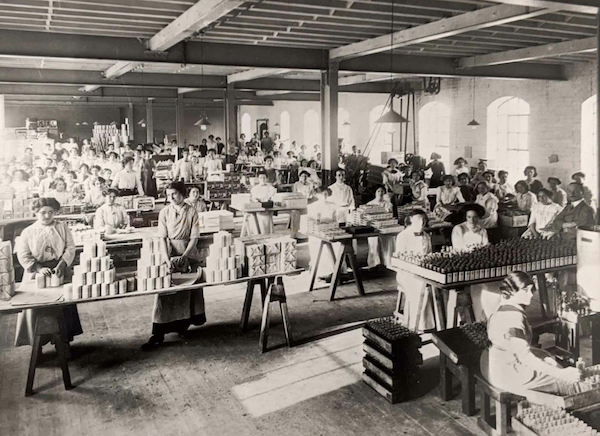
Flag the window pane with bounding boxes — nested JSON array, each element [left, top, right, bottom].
[[518, 133, 528, 151], [519, 116, 528, 134], [508, 115, 519, 133]]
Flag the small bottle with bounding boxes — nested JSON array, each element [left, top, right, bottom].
[[577, 357, 586, 371]]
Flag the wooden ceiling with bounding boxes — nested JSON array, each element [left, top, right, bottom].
[[0, 0, 595, 105]]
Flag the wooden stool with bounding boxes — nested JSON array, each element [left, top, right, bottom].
[[240, 278, 268, 332], [475, 373, 524, 436], [394, 285, 445, 332], [259, 276, 293, 353], [446, 289, 476, 328], [26, 307, 73, 397]]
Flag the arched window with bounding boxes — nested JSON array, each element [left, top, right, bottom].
[[241, 113, 252, 141], [338, 107, 351, 149], [418, 102, 450, 168], [303, 109, 320, 148], [368, 105, 397, 165], [487, 96, 530, 179], [581, 95, 597, 198], [280, 111, 290, 149]]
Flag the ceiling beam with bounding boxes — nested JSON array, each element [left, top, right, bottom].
[[330, 4, 556, 61], [104, 60, 144, 80], [339, 73, 395, 86], [148, 0, 245, 52], [459, 36, 597, 68], [487, 0, 597, 14], [227, 68, 292, 84], [79, 84, 101, 92]]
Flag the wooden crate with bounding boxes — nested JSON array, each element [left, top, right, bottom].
[[499, 214, 529, 228]]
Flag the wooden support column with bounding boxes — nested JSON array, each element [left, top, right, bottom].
[[320, 61, 339, 186], [597, 12, 600, 222], [225, 82, 238, 160], [146, 98, 154, 144], [0, 95, 5, 148], [176, 93, 184, 146], [127, 103, 134, 143]]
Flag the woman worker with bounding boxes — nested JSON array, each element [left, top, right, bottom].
[[475, 181, 499, 228], [112, 156, 144, 196], [250, 171, 277, 234], [382, 158, 404, 218], [513, 180, 538, 213], [328, 169, 355, 224], [480, 271, 581, 398], [14, 197, 83, 347], [142, 181, 206, 350], [394, 209, 434, 331], [290, 170, 314, 237], [185, 186, 207, 214], [424, 152, 445, 188], [94, 188, 130, 233], [522, 188, 562, 239], [433, 175, 465, 220], [367, 185, 395, 270], [409, 170, 430, 210]]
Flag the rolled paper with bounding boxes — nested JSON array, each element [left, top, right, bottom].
[[226, 257, 236, 270], [219, 258, 228, 270], [100, 256, 111, 271], [73, 272, 86, 287], [103, 269, 116, 284], [49, 273, 62, 288], [90, 257, 101, 272], [150, 265, 160, 279], [94, 271, 103, 285], [138, 278, 147, 292], [85, 271, 95, 285], [74, 286, 83, 300], [127, 277, 136, 292], [109, 282, 118, 296], [119, 279, 128, 294], [101, 283, 109, 296], [159, 264, 167, 277], [36, 273, 47, 289], [82, 285, 92, 299], [96, 240, 107, 257], [229, 269, 237, 281], [163, 275, 171, 289], [92, 284, 101, 298], [146, 278, 156, 291]]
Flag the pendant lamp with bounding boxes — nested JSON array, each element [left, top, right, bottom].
[[467, 78, 480, 129], [374, 0, 407, 125]]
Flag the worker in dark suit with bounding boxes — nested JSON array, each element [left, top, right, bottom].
[[542, 182, 595, 240], [542, 182, 595, 297]]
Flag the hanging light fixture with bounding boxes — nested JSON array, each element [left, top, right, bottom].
[[375, 0, 407, 125], [343, 120, 351, 126], [76, 122, 81, 126], [194, 36, 211, 132], [467, 78, 480, 129], [82, 121, 89, 126], [138, 119, 147, 128], [194, 116, 211, 131]]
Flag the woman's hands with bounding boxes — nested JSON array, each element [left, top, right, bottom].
[[558, 367, 583, 383], [53, 260, 67, 278], [37, 267, 53, 277]]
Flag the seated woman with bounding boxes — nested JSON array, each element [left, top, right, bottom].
[[142, 181, 206, 350], [433, 175, 465, 220], [328, 169, 355, 224], [481, 271, 581, 398], [457, 173, 476, 203], [475, 182, 499, 228], [382, 158, 404, 217], [47, 177, 71, 205], [14, 197, 82, 347], [84, 176, 106, 207], [250, 171, 277, 234], [513, 180, 538, 213], [524, 166, 544, 195], [452, 204, 499, 320], [367, 185, 395, 269], [453, 157, 470, 179], [94, 188, 130, 233], [28, 166, 46, 197], [185, 186, 207, 215], [263, 156, 279, 186], [409, 170, 430, 210], [394, 209, 434, 331], [10, 169, 30, 197], [305, 186, 342, 283], [522, 188, 563, 239], [495, 170, 514, 201], [203, 149, 223, 181], [547, 177, 567, 208], [290, 170, 314, 237], [482, 171, 497, 194]]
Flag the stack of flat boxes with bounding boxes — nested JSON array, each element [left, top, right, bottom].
[[362, 317, 423, 404], [0, 241, 16, 301], [137, 238, 171, 291], [72, 240, 132, 299], [273, 193, 308, 209], [205, 231, 242, 283], [235, 236, 297, 276], [0, 198, 36, 219]]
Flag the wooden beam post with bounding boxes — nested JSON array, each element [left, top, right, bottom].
[[321, 61, 339, 186], [127, 102, 134, 143], [596, 12, 600, 222], [225, 82, 237, 160], [176, 93, 184, 146], [146, 98, 154, 144]]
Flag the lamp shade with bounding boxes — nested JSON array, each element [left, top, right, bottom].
[[194, 116, 212, 128], [375, 109, 407, 124], [467, 119, 480, 129], [81, 121, 89, 126], [343, 120, 351, 126]]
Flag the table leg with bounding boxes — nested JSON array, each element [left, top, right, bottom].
[[439, 354, 452, 401], [252, 212, 261, 235], [447, 290, 458, 329], [260, 278, 269, 306], [345, 244, 365, 297], [431, 285, 446, 331], [329, 243, 347, 301], [259, 283, 272, 353], [308, 240, 324, 292], [240, 213, 249, 237], [459, 366, 475, 416], [55, 316, 73, 391], [536, 273, 549, 319], [240, 279, 256, 331], [25, 330, 43, 397]]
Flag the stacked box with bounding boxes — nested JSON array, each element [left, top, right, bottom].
[[272, 193, 308, 209], [235, 235, 298, 276], [0, 241, 16, 301], [198, 210, 235, 232], [235, 238, 265, 277], [133, 196, 155, 211], [69, 239, 123, 299], [136, 238, 172, 291], [362, 317, 423, 404], [204, 231, 241, 283], [306, 218, 347, 239], [279, 237, 297, 272]]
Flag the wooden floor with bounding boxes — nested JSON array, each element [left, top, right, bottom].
[[1, 241, 489, 436]]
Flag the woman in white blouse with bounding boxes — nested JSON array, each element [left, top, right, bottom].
[[409, 170, 430, 210], [495, 170, 515, 201], [367, 186, 395, 269], [522, 188, 563, 239], [513, 180, 537, 212], [290, 170, 314, 237], [453, 157, 470, 179], [47, 177, 71, 205], [475, 182, 499, 228], [394, 209, 434, 331], [94, 188, 130, 232], [433, 175, 465, 219], [328, 169, 355, 224], [250, 171, 277, 234]]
